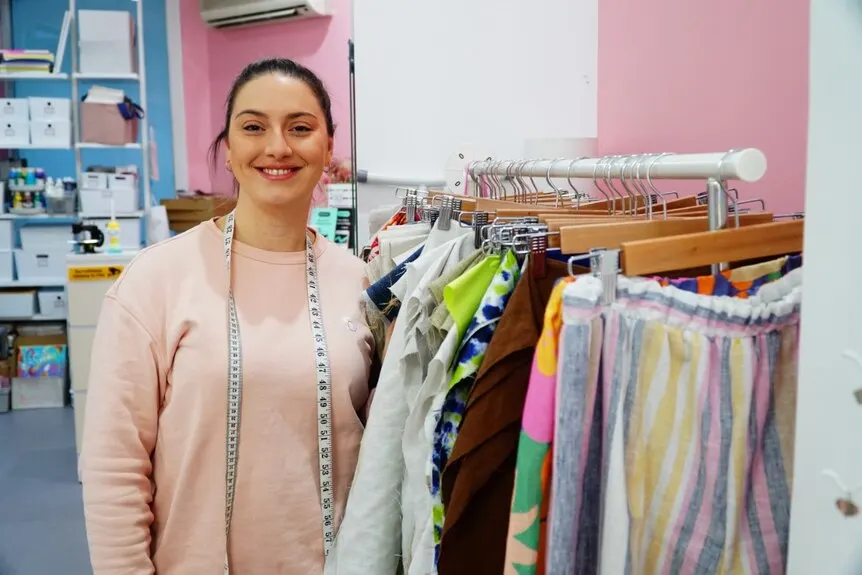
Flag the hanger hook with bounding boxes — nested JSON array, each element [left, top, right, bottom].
[[591, 156, 613, 213]]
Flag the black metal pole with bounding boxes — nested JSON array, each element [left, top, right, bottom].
[[348, 39, 359, 255]]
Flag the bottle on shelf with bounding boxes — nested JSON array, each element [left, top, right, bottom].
[[105, 219, 122, 254]]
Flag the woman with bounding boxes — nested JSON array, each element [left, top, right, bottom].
[[80, 58, 374, 574]]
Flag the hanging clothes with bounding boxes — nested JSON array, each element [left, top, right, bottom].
[[438, 258, 588, 575], [367, 222, 430, 282], [654, 254, 802, 298], [325, 224, 475, 575], [547, 270, 801, 574], [364, 245, 425, 359], [403, 251, 501, 575], [430, 249, 522, 567], [503, 256, 803, 575]]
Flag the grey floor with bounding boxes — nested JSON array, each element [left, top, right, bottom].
[[0, 407, 92, 574]]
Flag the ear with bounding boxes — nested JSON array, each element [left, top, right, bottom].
[[326, 136, 334, 164]]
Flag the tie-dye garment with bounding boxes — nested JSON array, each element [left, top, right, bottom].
[[430, 250, 521, 570], [503, 277, 574, 575], [553, 273, 800, 574]]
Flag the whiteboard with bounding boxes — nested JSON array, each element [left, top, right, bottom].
[[352, 0, 598, 181]]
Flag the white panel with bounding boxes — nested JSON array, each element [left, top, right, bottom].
[[166, 0, 189, 192], [788, 1, 862, 573], [352, 0, 598, 181]]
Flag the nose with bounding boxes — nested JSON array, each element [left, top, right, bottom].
[[265, 128, 293, 157]]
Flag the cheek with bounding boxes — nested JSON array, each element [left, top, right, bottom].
[[228, 141, 259, 172]]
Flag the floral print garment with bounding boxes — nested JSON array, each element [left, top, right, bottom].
[[429, 250, 521, 570]]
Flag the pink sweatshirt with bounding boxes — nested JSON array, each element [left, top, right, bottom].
[[80, 220, 373, 574]]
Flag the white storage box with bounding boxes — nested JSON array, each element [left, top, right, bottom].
[[0, 220, 13, 251], [0, 119, 29, 147], [14, 250, 67, 282], [29, 119, 71, 148], [85, 217, 141, 250], [0, 290, 36, 318], [80, 188, 138, 215], [81, 172, 108, 189], [109, 173, 137, 191], [78, 10, 136, 75], [37, 290, 66, 319], [0, 98, 29, 120], [12, 377, 65, 409], [28, 98, 71, 121], [19, 225, 72, 252], [0, 250, 13, 282]]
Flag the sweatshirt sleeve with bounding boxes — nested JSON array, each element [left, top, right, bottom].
[[80, 294, 163, 574]]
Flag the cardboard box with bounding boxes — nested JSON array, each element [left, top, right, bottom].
[[161, 197, 236, 233]]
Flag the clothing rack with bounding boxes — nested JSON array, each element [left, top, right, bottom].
[[458, 148, 768, 274], [356, 170, 446, 188], [465, 148, 767, 183]]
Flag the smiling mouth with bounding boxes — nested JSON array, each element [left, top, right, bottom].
[[257, 167, 301, 176]]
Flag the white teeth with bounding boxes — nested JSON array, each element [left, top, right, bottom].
[[261, 168, 295, 176]]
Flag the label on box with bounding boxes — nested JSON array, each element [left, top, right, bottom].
[[68, 265, 124, 282]]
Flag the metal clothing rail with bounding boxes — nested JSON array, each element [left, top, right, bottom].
[[356, 169, 447, 188], [466, 148, 768, 183], [462, 147, 768, 276]]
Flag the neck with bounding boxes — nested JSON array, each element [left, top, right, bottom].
[[230, 194, 311, 252]]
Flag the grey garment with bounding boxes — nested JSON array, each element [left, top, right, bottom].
[[548, 317, 604, 575]]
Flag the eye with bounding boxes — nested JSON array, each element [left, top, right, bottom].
[[242, 124, 264, 133], [291, 125, 312, 134]]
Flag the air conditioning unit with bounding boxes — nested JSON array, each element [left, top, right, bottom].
[[200, 0, 330, 29]]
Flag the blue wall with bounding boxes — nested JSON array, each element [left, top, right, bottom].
[[10, 0, 175, 203]]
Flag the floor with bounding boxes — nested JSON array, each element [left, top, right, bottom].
[[0, 407, 92, 574]]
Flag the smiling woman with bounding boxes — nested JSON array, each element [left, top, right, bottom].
[[79, 58, 375, 575], [210, 58, 335, 252]]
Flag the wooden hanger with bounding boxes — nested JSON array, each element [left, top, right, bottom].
[[617, 220, 803, 276], [550, 213, 774, 250], [556, 213, 775, 251]]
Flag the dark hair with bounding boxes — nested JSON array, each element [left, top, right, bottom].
[[208, 58, 335, 173]]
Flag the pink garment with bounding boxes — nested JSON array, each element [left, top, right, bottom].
[[80, 220, 373, 574]]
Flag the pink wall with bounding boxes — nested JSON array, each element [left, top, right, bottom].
[[179, 0, 352, 193], [598, 0, 809, 213]]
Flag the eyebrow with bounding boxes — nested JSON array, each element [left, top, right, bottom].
[[235, 109, 316, 121]]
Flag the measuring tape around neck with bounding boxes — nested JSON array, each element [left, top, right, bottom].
[[222, 211, 335, 574]]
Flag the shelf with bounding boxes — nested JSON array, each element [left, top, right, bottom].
[[0, 144, 71, 150], [0, 213, 77, 220], [75, 143, 141, 150], [0, 279, 65, 288], [79, 211, 144, 219], [0, 72, 68, 80], [73, 73, 139, 81], [0, 314, 65, 322], [0, 212, 144, 220]]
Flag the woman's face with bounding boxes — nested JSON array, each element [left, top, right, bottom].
[[224, 73, 332, 209]]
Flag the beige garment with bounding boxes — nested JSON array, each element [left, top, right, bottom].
[[81, 221, 373, 574]]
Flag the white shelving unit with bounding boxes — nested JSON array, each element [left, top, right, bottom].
[[0, 0, 151, 323], [0, 0, 151, 215], [70, 0, 152, 216]]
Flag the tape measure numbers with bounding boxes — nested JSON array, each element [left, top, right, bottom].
[[222, 211, 334, 573]]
